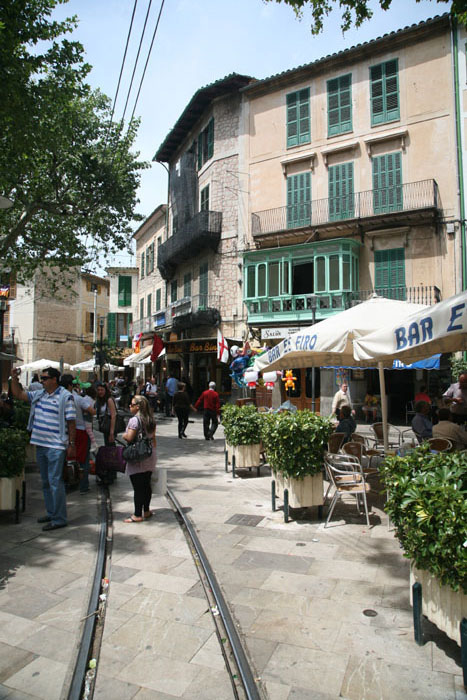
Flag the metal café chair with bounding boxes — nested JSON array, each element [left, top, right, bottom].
[[324, 453, 371, 528], [328, 432, 346, 454], [371, 422, 402, 450], [342, 441, 380, 477], [323, 452, 361, 503]]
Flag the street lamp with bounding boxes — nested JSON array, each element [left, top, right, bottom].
[[309, 294, 318, 413], [99, 317, 105, 381]]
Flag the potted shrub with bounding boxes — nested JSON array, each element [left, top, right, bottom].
[[0, 427, 29, 517], [226, 404, 263, 474], [261, 410, 332, 509], [380, 446, 467, 647], [11, 400, 35, 464]]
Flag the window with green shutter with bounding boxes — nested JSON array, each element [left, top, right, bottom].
[[197, 118, 214, 169], [327, 74, 352, 136], [147, 294, 152, 317], [370, 59, 399, 125], [286, 88, 310, 148], [139, 298, 144, 319], [372, 152, 403, 214], [287, 173, 311, 228], [199, 263, 208, 309], [375, 248, 406, 300], [200, 185, 209, 211], [107, 312, 116, 344], [126, 313, 132, 347], [170, 280, 178, 303], [183, 272, 192, 298], [328, 162, 354, 221], [118, 276, 132, 307], [156, 288, 161, 311], [140, 252, 145, 279]]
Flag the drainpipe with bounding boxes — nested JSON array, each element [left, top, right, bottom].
[[451, 16, 466, 291]]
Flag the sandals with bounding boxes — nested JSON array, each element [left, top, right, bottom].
[[123, 515, 144, 523], [143, 511, 153, 520]]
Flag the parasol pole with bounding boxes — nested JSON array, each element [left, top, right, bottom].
[[378, 361, 389, 452]]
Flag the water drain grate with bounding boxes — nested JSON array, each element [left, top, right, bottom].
[[225, 513, 265, 527]]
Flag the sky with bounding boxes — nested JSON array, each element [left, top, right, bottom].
[[51, 0, 445, 267]]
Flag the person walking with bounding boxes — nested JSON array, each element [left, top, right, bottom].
[[165, 373, 178, 417], [331, 382, 353, 419], [145, 375, 158, 412], [10, 366, 76, 531], [195, 381, 220, 440], [173, 382, 196, 438], [121, 395, 157, 523]]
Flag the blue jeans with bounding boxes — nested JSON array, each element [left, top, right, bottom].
[[36, 446, 67, 526]]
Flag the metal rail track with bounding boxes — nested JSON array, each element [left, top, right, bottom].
[[166, 486, 262, 700], [65, 482, 262, 700]]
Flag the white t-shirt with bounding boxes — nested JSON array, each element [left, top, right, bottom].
[[73, 393, 94, 430]]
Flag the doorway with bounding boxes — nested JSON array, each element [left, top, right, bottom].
[[292, 261, 314, 295]]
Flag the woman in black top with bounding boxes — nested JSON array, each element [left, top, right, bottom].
[[173, 382, 196, 438]]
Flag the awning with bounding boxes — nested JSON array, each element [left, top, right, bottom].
[[123, 345, 153, 366]]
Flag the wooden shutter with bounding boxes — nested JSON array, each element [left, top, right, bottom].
[[375, 249, 406, 300], [287, 89, 310, 148], [327, 74, 352, 136], [328, 162, 354, 220], [287, 173, 311, 228], [107, 312, 116, 344], [371, 60, 399, 125], [373, 153, 402, 214], [207, 118, 214, 160]]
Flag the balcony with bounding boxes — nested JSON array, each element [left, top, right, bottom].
[[131, 317, 153, 335], [251, 179, 439, 239], [246, 285, 441, 325], [171, 294, 220, 330], [157, 210, 222, 280]]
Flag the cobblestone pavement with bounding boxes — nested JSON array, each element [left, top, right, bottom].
[[0, 416, 464, 699]]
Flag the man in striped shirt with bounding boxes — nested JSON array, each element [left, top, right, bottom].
[[11, 367, 76, 531]]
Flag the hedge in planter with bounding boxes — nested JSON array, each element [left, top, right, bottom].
[[261, 410, 333, 479], [0, 428, 29, 478], [380, 445, 467, 593], [222, 404, 263, 447]]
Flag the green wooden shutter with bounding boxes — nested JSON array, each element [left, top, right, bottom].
[[370, 59, 399, 125], [286, 89, 310, 148], [126, 313, 132, 347], [118, 276, 132, 306], [184, 272, 191, 298], [328, 162, 354, 221], [197, 132, 203, 170], [327, 74, 352, 136], [373, 152, 402, 214], [156, 288, 161, 311], [287, 173, 311, 228], [147, 294, 152, 317], [375, 248, 406, 300], [207, 118, 214, 159], [200, 185, 209, 211], [107, 312, 116, 344], [140, 298, 144, 319], [140, 252, 145, 279], [170, 280, 177, 303], [199, 263, 208, 309]]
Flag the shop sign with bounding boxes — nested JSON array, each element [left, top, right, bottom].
[[155, 314, 166, 327], [262, 327, 300, 340], [166, 339, 217, 354]]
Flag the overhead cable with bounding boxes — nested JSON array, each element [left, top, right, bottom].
[[121, 0, 154, 124]]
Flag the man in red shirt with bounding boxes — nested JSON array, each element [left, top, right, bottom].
[[195, 381, 220, 440]]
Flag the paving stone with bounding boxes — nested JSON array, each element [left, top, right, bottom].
[[261, 680, 290, 700], [4, 655, 67, 700], [117, 569, 198, 595], [133, 688, 182, 700], [288, 688, 338, 699], [233, 549, 314, 574], [0, 612, 44, 647], [93, 671, 140, 700], [18, 625, 75, 664], [120, 588, 209, 624], [340, 654, 456, 699], [116, 651, 201, 696], [260, 571, 337, 598], [35, 598, 84, 630], [248, 608, 341, 652], [0, 643, 36, 685], [180, 666, 234, 699], [189, 631, 227, 671], [262, 642, 349, 696], [0, 586, 62, 620], [242, 634, 278, 674], [109, 564, 141, 583]]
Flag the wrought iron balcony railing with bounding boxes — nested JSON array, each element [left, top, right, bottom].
[[171, 294, 220, 330], [157, 210, 222, 280], [130, 317, 153, 335], [251, 179, 439, 236]]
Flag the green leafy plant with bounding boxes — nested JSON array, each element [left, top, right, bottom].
[[221, 404, 263, 446], [0, 428, 29, 478], [11, 400, 31, 432], [261, 410, 333, 479], [449, 354, 467, 380], [380, 445, 467, 593]]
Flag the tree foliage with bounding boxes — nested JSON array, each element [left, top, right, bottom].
[[0, 0, 147, 280], [264, 0, 467, 34]]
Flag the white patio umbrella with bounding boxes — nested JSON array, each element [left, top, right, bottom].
[[17, 359, 71, 372], [354, 289, 467, 364], [254, 295, 429, 450], [70, 359, 120, 372]]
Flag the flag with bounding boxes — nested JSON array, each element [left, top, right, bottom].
[[133, 332, 142, 353], [217, 330, 229, 363], [151, 334, 164, 362]]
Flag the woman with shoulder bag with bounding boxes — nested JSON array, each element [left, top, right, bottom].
[[121, 395, 157, 523], [96, 383, 117, 445]]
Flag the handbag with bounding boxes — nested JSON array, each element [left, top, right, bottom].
[[95, 444, 127, 473], [121, 417, 153, 462], [98, 399, 126, 434]]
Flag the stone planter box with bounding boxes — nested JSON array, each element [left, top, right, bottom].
[[410, 564, 467, 646], [233, 443, 261, 469], [224, 441, 233, 465], [0, 472, 25, 521], [273, 470, 324, 509]]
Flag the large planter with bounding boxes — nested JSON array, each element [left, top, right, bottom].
[[0, 472, 25, 512], [410, 564, 467, 646], [233, 443, 261, 468], [273, 470, 324, 508]]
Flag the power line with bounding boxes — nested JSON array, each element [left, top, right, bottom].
[[121, 0, 154, 124], [109, 0, 140, 126], [129, 0, 166, 124]]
